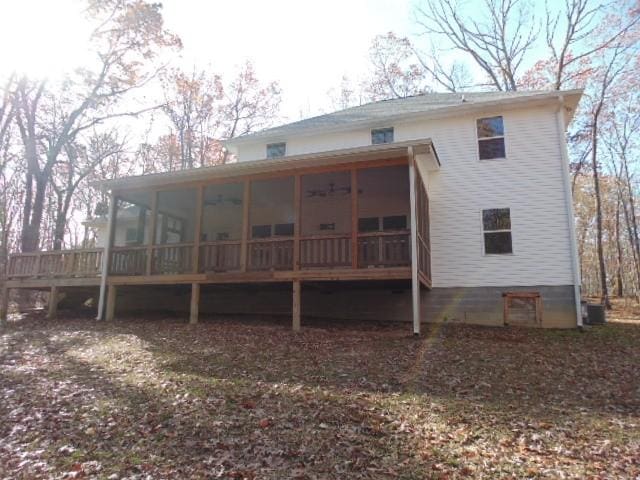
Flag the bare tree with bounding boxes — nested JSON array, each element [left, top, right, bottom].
[[416, 0, 538, 91], [161, 68, 222, 169], [50, 131, 126, 250], [13, 0, 180, 253]]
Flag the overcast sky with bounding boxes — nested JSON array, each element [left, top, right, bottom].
[[1, 0, 418, 121]]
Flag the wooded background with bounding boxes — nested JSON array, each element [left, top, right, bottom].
[[0, 0, 638, 307]]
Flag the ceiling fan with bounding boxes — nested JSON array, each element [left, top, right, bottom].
[[306, 182, 362, 198], [205, 194, 242, 206]]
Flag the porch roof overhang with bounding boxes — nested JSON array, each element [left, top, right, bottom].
[[96, 138, 440, 193]]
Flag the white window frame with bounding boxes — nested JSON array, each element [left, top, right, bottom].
[[475, 116, 506, 162], [266, 142, 286, 159], [371, 127, 394, 145], [480, 208, 514, 256]]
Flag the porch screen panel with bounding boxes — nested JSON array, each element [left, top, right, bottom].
[[356, 165, 411, 267], [153, 188, 197, 274], [109, 192, 152, 276], [249, 177, 295, 270], [414, 167, 431, 285], [200, 183, 244, 272], [300, 171, 352, 268]]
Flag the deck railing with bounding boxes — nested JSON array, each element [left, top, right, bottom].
[[199, 241, 242, 273], [151, 243, 194, 275], [7, 232, 414, 280], [248, 238, 294, 271], [110, 246, 147, 276], [7, 248, 104, 279], [300, 234, 352, 268], [357, 231, 411, 268]]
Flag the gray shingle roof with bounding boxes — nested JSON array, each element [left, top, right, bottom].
[[228, 90, 567, 144]]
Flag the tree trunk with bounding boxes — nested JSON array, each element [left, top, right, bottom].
[[615, 198, 623, 298], [590, 120, 611, 309], [21, 176, 47, 253]]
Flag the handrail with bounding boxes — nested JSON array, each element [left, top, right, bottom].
[[357, 229, 410, 238], [8, 248, 104, 279]]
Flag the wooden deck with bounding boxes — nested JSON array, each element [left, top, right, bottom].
[[5, 231, 413, 288], [2, 148, 435, 333]]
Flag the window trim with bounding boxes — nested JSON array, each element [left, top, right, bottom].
[[475, 116, 506, 161], [480, 208, 514, 256], [371, 127, 394, 145], [266, 142, 286, 159]]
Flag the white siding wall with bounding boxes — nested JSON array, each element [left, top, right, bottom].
[[236, 103, 574, 288]]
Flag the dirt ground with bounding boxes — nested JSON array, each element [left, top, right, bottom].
[[1, 302, 638, 479]]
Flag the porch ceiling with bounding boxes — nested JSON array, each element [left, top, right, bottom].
[[96, 138, 438, 193]]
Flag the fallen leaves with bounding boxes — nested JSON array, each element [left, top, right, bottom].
[[0, 306, 639, 478]]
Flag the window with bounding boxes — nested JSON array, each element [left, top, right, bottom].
[[382, 215, 407, 231], [125, 227, 138, 244], [477, 116, 505, 160], [274, 223, 294, 236], [358, 217, 380, 232], [266, 142, 286, 159], [371, 127, 394, 145], [252, 224, 271, 238], [482, 208, 512, 254]]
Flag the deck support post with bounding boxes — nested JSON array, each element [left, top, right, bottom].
[[190, 283, 200, 324], [292, 280, 301, 332], [106, 285, 117, 322], [97, 194, 116, 320], [48, 286, 59, 319], [408, 150, 421, 335], [0, 287, 9, 327]]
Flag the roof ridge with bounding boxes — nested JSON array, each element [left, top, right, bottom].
[[228, 89, 578, 145]]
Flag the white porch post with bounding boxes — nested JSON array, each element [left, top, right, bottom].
[[408, 148, 421, 335], [97, 194, 116, 320]]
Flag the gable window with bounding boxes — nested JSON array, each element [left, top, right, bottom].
[[371, 127, 394, 145], [482, 208, 512, 254], [477, 116, 505, 160], [266, 142, 286, 159]]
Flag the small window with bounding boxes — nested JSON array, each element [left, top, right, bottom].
[[125, 227, 138, 243], [266, 142, 286, 159], [371, 127, 394, 145], [358, 217, 380, 232], [382, 215, 407, 231], [482, 208, 512, 254], [477, 116, 505, 160], [274, 223, 294, 236], [251, 224, 272, 238]]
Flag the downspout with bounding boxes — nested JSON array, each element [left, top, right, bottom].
[[556, 96, 583, 327], [96, 193, 115, 320], [408, 147, 421, 335]]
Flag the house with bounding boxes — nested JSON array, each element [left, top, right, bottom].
[[1, 89, 583, 331]]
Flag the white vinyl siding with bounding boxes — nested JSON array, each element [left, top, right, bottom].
[[235, 104, 574, 288]]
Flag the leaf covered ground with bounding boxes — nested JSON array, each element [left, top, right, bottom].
[[0, 304, 639, 479]]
